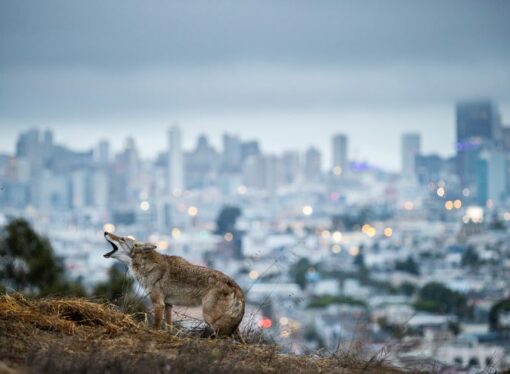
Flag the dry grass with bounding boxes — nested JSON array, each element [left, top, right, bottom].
[[0, 294, 406, 373]]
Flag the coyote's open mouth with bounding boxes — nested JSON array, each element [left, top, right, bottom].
[[104, 233, 118, 258]]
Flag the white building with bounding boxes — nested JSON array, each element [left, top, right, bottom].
[[90, 168, 109, 208], [332, 134, 348, 175], [478, 148, 507, 203], [167, 125, 184, 195], [401, 133, 421, 180], [71, 170, 88, 209], [304, 147, 322, 181], [437, 338, 505, 370]]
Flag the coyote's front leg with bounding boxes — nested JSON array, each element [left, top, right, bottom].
[[150, 291, 164, 329], [165, 303, 173, 332]]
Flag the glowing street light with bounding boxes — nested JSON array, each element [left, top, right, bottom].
[[171, 227, 182, 239], [157, 241, 169, 250], [436, 187, 445, 197], [332, 231, 343, 243], [362, 224, 376, 237], [103, 223, 115, 233], [331, 244, 341, 254], [302, 205, 313, 216], [465, 206, 484, 223], [140, 201, 150, 211], [321, 230, 331, 239], [348, 246, 360, 256], [403, 201, 414, 210], [258, 317, 272, 329], [187, 206, 198, 217], [383, 227, 393, 237]]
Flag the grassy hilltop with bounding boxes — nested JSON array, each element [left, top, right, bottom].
[[0, 294, 406, 374]]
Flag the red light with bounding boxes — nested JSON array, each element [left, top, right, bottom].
[[258, 317, 272, 329]]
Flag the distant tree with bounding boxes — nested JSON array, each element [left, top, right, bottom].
[[303, 325, 326, 349], [398, 281, 417, 296], [0, 218, 85, 296], [354, 245, 365, 269], [414, 282, 470, 318], [461, 246, 480, 267], [488, 298, 510, 333], [215, 206, 241, 235], [448, 320, 461, 335], [290, 258, 311, 290], [490, 219, 505, 231], [377, 317, 409, 339], [307, 295, 366, 309], [395, 257, 420, 276], [215, 206, 244, 259]]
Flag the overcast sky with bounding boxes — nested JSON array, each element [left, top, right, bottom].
[[1, 0, 509, 170]]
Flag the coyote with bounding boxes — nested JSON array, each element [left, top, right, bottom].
[[103, 232, 245, 336]]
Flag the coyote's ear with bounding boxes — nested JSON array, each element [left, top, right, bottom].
[[136, 243, 157, 252]]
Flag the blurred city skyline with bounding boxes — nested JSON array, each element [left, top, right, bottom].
[[1, 103, 508, 172], [1, 0, 510, 170]]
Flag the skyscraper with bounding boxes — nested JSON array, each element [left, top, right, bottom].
[[304, 147, 322, 181], [281, 151, 301, 185], [331, 134, 348, 175], [185, 135, 220, 188], [477, 149, 507, 204], [15, 129, 43, 176], [167, 126, 184, 195], [240, 140, 260, 163], [457, 101, 500, 143], [456, 100, 501, 186], [94, 140, 110, 164], [222, 134, 243, 172], [242, 154, 280, 192], [401, 133, 421, 179]]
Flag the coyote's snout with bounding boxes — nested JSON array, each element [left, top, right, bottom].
[[103, 232, 245, 336]]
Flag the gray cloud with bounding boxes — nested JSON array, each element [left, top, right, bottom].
[[1, 0, 510, 68], [1, 0, 509, 169], [1, 63, 509, 120]]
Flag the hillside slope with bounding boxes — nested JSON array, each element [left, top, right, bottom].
[[0, 294, 404, 373]]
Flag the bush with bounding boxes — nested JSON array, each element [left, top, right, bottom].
[[394, 257, 420, 276], [414, 282, 470, 318], [93, 264, 147, 317], [0, 218, 85, 296], [461, 246, 479, 267], [397, 282, 417, 296], [488, 298, 510, 332], [307, 295, 366, 309], [290, 258, 312, 290]]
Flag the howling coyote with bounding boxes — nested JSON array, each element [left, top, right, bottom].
[[103, 232, 245, 336]]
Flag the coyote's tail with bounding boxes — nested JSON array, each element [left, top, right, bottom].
[[217, 285, 245, 337], [231, 286, 245, 319]]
